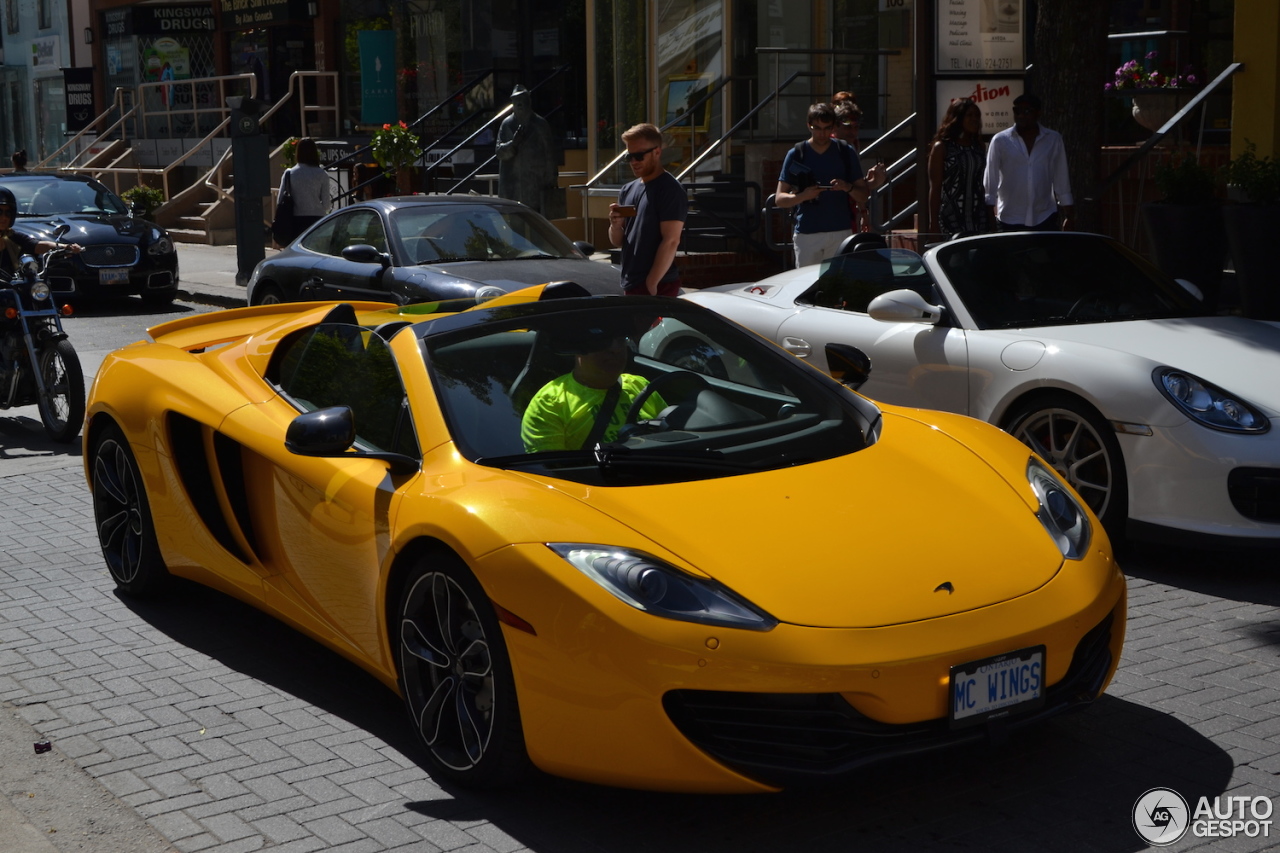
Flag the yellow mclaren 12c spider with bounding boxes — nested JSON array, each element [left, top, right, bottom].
[[84, 282, 1126, 794]]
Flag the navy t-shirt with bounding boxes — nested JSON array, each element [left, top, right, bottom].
[[618, 171, 688, 294], [780, 140, 863, 234]]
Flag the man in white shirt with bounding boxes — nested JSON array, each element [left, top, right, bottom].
[[984, 93, 1074, 231]]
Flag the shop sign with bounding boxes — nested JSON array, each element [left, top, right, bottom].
[[220, 0, 308, 29], [134, 6, 214, 34], [936, 0, 1024, 74], [63, 67, 97, 133], [358, 30, 397, 125], [936, 78, 1023, 134], [31, 37, 61, 70]]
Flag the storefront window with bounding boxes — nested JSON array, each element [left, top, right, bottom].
[[593, 0, 646, 176], [35, 76, 66, 163], [654, 0, 724, 175]]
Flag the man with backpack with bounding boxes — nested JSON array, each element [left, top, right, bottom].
[[774, 103, 885, 267]]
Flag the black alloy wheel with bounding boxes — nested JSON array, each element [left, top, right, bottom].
[[397, 553, 528, 787], [90, 423, 169, 595]]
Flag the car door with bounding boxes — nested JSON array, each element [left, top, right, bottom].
[[773, 250, 972, 415], [304, 208, 400, 303], [259, 320, 420, 664]]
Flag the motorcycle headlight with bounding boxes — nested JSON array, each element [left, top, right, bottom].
[[1027, 458, 1091, 560], [147, 231, 174, 256], [30, 281, 50, 301], [549, 544, 777, 631], [1154, 368, 1269, 433]]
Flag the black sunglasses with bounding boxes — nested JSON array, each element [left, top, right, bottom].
[[0, 207, 14, 216], [624, 146, 658, 162]]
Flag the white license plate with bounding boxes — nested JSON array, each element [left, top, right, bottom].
[[99, 269, 131, 285], [949, 646, 1045, 728]]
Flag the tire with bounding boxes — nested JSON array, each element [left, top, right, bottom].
[[252, 283, 286, 306], [396, 552, 528, 788], [1005, 394, 1128, 537], [36, 338, 85, 443], [90, 423, 169, 596]]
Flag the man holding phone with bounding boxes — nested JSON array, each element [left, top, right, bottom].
[[775, 103, 885, 267], [608, 123, 688, 296]]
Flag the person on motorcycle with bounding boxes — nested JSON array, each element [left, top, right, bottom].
[[0, 187, 83, 277]]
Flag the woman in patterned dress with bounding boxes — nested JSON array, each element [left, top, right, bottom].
[[927, 99, 989, 237]]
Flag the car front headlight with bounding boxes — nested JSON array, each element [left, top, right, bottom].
[[474, 285, 505, 302], [549, 544, 777, 631], [147, 230, 174, 256], [1154, 368, 1269, 433], [1027, 458, 1091, 560]]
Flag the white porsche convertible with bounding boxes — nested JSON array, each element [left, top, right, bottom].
[[683, 232, 1280, 546]]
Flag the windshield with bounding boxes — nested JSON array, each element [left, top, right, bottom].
[[4, 177, 128, 217], [392, 203, 580, 264], [935, 233, 1203, 329], [422, 300, 877, 486]]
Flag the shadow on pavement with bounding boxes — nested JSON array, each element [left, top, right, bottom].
[[118, 577, 1232, 853], [0, 412, 83, 460], [1121, 540, 1280, 608], [60, 296, 199, 318]]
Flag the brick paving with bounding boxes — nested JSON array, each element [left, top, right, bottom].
[[3, 455, 1280, 851]]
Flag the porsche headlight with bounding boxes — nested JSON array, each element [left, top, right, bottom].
[[1027, 458, 1091, 560], [549, 544, 777, 631], [147, 230, 174, 256], [474, 285, 505, 303], [1154, 368, 1269, 433]]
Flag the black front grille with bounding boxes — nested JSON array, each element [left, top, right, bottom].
[[663, 612, 1115, 788], [1229, 468, 1280, 522], [81, 244, 139, 267]]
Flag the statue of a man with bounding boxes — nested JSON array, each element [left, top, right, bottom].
[[495, 84, 559, 215]]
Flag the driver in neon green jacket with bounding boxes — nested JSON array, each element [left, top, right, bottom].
[[521, 332, 667, 452]]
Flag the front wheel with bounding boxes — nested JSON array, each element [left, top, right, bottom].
[[251, 283, 286, 306], [397, 552, 528, 788], [1005, 395, 1128, 537], [37, 338, 85, 443]]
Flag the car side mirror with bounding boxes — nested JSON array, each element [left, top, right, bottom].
[[286, 406, 419, 475], [1174, 278, 1204, 302], [867, 289, 944, 325], [825, 343, 872, 390], [342, 244, 391, 266], [573, 240, 596, 256]]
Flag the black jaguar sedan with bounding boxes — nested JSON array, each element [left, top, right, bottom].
[[0, 173, 179, 305], [246, 195, 621, 306]]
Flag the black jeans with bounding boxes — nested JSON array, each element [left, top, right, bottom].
[[996, 211, 1061, 232]]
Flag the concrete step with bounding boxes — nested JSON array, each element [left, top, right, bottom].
[[168, 228, 211, 245]]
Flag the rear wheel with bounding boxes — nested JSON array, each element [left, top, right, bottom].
[[396, 552, 528, 788], [90, 423, 169, 596], [252, 283, 286, 306], [1005, 395, 1128, 537], [36, 338, 85, 443]]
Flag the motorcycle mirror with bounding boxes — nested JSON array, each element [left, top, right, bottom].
[[52, 224, 70, 241]]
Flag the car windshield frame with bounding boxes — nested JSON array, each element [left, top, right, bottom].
[[0, 175, 129, 217], [417, 297, 879, 486], [389, 202, 583, 266], [932, 232, 1204, 330]]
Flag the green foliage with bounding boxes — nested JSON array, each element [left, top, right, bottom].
[[120, 184, 165, 218], [370, 121, 422, 173], [1223, 141, 1280, 204], [281, 137, 299, 168], [1153, 155, 1219, 205]]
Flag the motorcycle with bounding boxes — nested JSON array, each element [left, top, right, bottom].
[[0, 224, 85, 442]]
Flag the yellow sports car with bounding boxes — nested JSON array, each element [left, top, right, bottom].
[[84, 283, 1126, 793]]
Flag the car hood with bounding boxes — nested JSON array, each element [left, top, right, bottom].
[[539, 412, 1063, 629], [15, 212, 156, 244], [1009, 316, 1280, 416], [427, 256, 621, 295]]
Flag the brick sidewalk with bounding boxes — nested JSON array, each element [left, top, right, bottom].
[[3, 458, 1279, 851]]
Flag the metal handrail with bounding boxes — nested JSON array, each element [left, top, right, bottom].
[[38, 87, 137, 173]]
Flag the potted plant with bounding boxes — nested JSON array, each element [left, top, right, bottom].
[[1105, 51, 1199, 133], [369, 121, 422, 195], [1222, 142, 1280, 319], [1140, 153, 1226, 311], [120, 184, 166, 220], [280, 136, 299, 169]]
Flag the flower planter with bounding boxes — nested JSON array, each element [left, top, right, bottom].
[[1140, 202, 1227, 311], [1223, 202, 1280, 320], [1130, 90, 1191, 134]]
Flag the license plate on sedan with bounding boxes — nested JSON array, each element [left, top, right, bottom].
[[99, 269, 131, 285], [949, 646, 1045, 728]]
